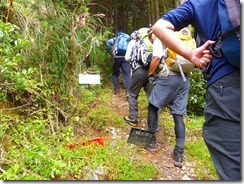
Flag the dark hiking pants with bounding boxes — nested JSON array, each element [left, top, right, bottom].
[[203, 71, 240, 180]]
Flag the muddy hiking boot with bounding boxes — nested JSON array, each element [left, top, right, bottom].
[[144, 138, 157, 152], [172, 147, 184, 168], [123, 116, 138, 127]]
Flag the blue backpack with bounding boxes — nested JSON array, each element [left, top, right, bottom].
[[218, 0, 240, 68], [113, 32, 130, 56]]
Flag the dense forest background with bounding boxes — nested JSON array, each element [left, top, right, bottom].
[[88, 0, 183, 34], [0, 0, 205, 124], [0, 0, 212, 180]]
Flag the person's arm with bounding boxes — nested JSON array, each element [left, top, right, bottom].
[[148, 57, 161, 76], [148, 55, 161, 85], [152, 19, 214, 68], [148, 38, 164, 76]]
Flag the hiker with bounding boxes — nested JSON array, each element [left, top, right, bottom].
[[123, 28, 155, 127], [146, 28, 193, 169], [106, 30, 131, 98], [153, 0, 240, 180]]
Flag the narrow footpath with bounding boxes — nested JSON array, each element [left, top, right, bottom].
[[109, 89, 197, 180]]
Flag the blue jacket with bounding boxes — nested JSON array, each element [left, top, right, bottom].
[[162, 0, 238, 85], [106, 32, 129, 53]]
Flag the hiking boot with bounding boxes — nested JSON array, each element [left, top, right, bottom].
[[123, 116, 138, 127], [144, 139, 157, 152], [172, 147, 184, 168], [114, 88, 120, 95]]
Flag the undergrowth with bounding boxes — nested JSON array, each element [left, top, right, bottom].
[[0, 85, 157, 180]]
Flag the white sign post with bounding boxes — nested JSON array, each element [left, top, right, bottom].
[[79, 72, 101, 85]]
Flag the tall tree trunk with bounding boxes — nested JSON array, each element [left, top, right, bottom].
[[155, 0, 160, 22], [148, 0, 152, 25]]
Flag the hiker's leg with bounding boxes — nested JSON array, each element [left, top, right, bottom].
[[143, 74, 154, 99], [172, 114, 185, 167], [149, 76, 177, 108], [148, 76, 174, 133], [128, 68, 147, 120], [121, 57, 131, 93], [147, 102, 159, 138], [172, 114, 185, 150], [170, 75, 190, 115], [204, 117, 240, 180], [168, 75, 189, 167], [112, 57, 122, 92], [170, 77, 189, 145], [203, 71, 240, 180]]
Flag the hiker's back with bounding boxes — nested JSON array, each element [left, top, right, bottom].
[[217, 0, 240, 68], [114, 32, 130, 56], [129, 27, 153, 70], [106, 31, 131, 97], [135, 27, 153, 66]]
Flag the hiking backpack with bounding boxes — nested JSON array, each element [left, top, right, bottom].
[[217, 0, 240, 68], [132, 27, 153, 67], [162, 28, 196, 81], [112, 32, 130, 56]]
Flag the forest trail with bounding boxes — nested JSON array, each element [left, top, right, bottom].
[[108, 89, 197, 180]]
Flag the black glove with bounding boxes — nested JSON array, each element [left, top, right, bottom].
[[148, 74, 157, 85]]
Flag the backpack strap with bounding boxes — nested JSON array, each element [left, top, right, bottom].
[[112, 36, 119, 56], [221, 25, 240, 38], [177, 62, 187, 82]]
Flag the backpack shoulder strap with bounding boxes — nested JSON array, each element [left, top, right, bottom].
[[218, 0, 240, 38], [221, 25, 240, 38]]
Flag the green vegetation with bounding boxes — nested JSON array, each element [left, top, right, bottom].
[[0, 86, 219, 180], [184, 116, 218, 180], [0, 86, 157, 180], [0, 86, 218, 180]]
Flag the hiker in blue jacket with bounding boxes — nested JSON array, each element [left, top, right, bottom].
[[153, 0, 240, 180], [106, 31, 131, 98]]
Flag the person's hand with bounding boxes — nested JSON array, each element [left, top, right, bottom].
[[148, 74, 157, 85], [191, 40, 215, 68]]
